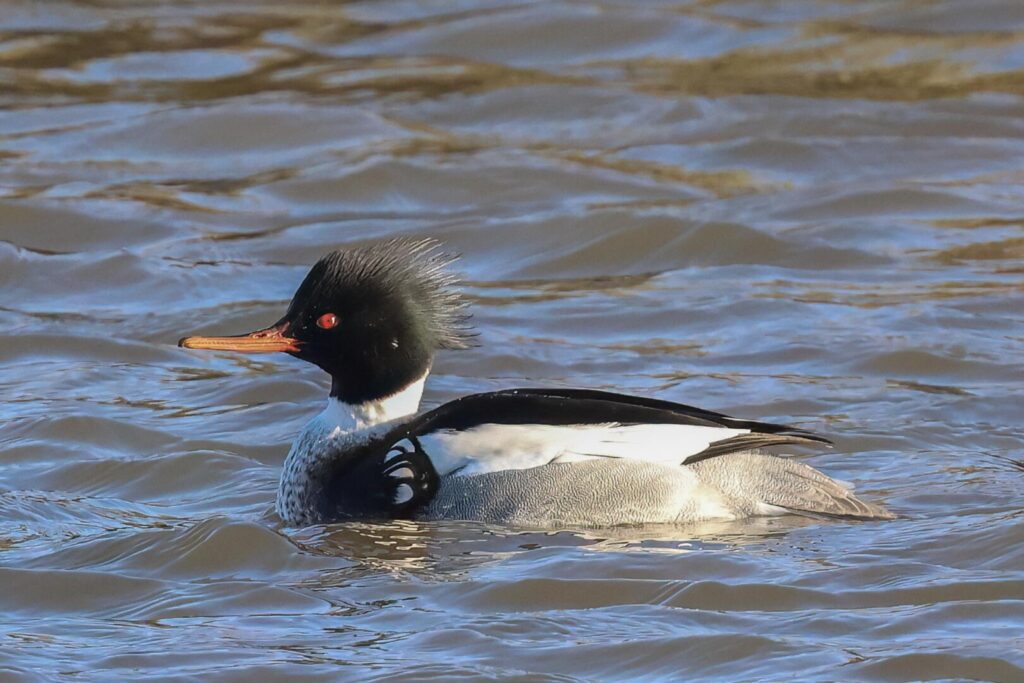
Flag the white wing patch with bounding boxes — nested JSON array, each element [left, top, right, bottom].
[[419, 423, 749, 477]]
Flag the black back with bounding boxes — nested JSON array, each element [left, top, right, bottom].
[[311, 387, 831, 520], [411, 388, 831, 438]]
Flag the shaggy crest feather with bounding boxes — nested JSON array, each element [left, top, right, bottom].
[[288, 238, 476, 350]]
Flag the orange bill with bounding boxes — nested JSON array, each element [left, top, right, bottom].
[[178, 322, 300, 353]]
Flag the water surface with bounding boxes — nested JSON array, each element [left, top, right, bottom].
[[2, 1, 1023, 681]]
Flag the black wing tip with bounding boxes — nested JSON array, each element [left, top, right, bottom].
[[740, 424, 835, 448], [776, 428, 833, 447], [681, 430, 834, 466]]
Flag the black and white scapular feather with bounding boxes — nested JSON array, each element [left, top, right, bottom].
[[179, 238, 894, 527]]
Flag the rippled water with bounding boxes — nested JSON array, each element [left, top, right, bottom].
[[2, 1, 1023, 680]]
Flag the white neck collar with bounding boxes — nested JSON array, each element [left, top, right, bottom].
[[321, 373, 427, 433]]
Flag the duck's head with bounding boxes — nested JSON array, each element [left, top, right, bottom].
[[179, 239, 475, 408]]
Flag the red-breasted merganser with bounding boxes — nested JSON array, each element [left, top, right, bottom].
[[179, 239, 893, 527]]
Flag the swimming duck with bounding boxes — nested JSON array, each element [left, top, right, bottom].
[[179, 239, 893, 527]]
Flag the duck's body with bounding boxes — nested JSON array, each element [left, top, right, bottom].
[[180, 239, 893, 527], [426, 456, 877, 527], [274, 385, 890, 527]]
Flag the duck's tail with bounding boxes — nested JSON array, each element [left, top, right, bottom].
[[689, 451, 895, 521]]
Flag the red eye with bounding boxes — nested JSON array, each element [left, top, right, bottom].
[[316, 312, 339, 330]]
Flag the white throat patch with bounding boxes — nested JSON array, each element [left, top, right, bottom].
[[321, 374, 427, 433]]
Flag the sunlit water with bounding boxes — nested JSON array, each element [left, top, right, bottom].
[[2, 1, 1023, 681]]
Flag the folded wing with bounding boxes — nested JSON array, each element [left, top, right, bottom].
[[396, 388, 831, 477]]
